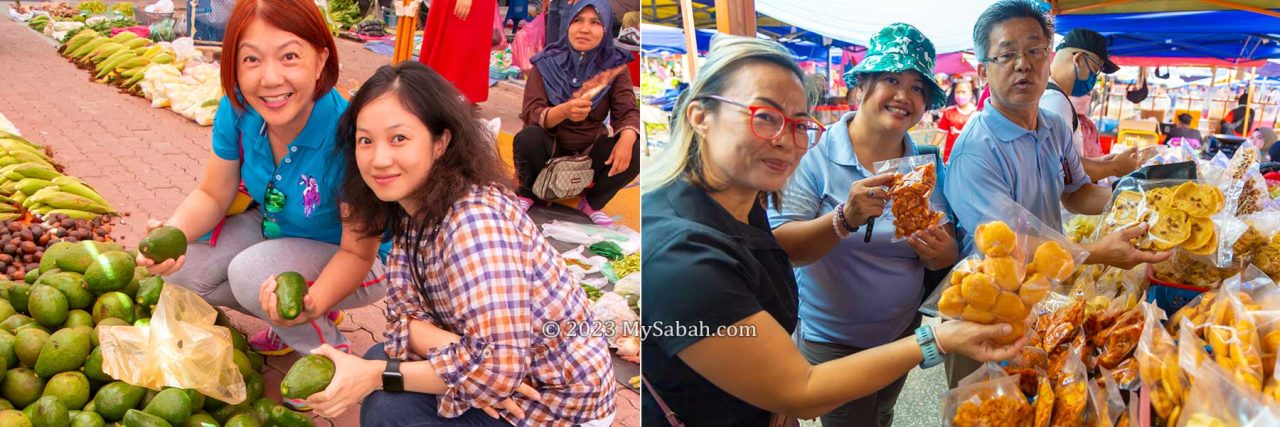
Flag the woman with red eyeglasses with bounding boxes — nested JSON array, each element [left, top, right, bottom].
[[768, 23, 961, 426], [641, 35, 1025, 427]]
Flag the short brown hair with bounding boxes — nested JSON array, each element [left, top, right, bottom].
[[219, 0, 340, 111]]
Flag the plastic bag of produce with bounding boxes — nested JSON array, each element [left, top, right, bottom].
[[98, 284, 247, 403]]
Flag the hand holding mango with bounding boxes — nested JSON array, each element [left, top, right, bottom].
[[259, 272, 315, 327], [135, 221, 187, 276]]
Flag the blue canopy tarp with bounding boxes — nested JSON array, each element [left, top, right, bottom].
[[639, 23, 832, 63], [1054, 9, 1280, 62]]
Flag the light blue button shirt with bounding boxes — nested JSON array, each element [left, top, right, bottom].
[[943, 99, 1090, 256], [769, 112, 951, 348]]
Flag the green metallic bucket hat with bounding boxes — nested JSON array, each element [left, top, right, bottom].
[[842, 23, 947, 110]]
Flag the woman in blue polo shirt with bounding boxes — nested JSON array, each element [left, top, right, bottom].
[[135, 0, 387, 385], [770, 24, 959, 427]]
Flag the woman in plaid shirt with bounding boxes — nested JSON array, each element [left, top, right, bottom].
[[266, 61, 616, 426]]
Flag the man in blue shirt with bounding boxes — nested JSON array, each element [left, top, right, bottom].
[[943, 0, 1170, 385]]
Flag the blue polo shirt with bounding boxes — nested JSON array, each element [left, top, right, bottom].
[[768, 112, 951, 348], [943, 99, 1090, 256], [212, 90, 391, 259]]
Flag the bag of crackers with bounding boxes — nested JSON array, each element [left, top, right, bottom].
[[1222, 145, 1271, 217], [924, 200, 1089, 345], [872, 154, 947, 242], [943, 372, 1033, 427], [1234, 211, 1280, 281], [1098, 177, 1247, 269], [1136, 302, 1189, 424], [1176, 359, 1275, 427]]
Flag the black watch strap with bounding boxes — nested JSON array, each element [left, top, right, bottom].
[[382, 359, 404, 392]]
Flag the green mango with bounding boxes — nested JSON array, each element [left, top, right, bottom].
[[68, 411, 104, 427], [121, 409, 170, 427], [272, 273, 306, 320], [83, 253, 134, 294], [39, 273, 92, 311], [91, 382, 144, 422], [0, 409, 31, 427], [34, 327, 91, 378], [279, 355, 333, 400], [28, 286, 68, 329], [2, 368, 44, 408], [133, 278, 162, 308], [29, 395, 68, 427], [81, 348, 110, 383], [137, 228, 185, 264], [141, 389, 189, 426], [42, 372, 90, 411]]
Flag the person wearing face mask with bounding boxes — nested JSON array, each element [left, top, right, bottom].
[[933, 79, 978, 162], [1040, 28, 1146, 181], [641, 35, 1026, 427], [769, 23, 961, 427], [944, 0, 1171, 386]]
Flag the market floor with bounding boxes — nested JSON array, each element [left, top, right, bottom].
[[0, 11, 638, 427]]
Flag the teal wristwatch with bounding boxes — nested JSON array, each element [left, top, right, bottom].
[[915, 325, 944, 369]]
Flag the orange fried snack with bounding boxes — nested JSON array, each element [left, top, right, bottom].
[[976, 221, 1018, 257], [887, 162, 945, 239], [953, 393, 1034, 427], [1034, 377, 1055, 427]]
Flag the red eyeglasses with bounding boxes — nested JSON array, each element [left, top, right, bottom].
[[701, 95, 825, 149]]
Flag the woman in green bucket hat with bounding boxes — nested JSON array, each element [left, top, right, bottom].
[[771, 22, 960, 426]]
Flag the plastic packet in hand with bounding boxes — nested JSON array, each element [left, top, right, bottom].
[[98, 284, 247, 403], [923, 199, 1088, 347], [872, 154, 947, 242]]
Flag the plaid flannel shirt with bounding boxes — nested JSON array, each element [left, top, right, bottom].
[[382, 185, 617, 425]]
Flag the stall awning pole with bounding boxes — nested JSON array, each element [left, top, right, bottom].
[[679, 0, 699, 81]]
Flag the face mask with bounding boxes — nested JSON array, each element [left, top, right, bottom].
[[954, 94, 973, 105], [1071, 56, 1099, 97]]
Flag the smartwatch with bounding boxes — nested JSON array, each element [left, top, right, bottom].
[[382, 359, 404, 392], [915, 325, 944, 369]]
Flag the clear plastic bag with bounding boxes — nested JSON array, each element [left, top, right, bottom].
[[1099, 178, 1243, 268], [942, 374, 1033, 427], [98, 284, 246, 403], [1048, 345, 1092, 426], [1092, 366, 1126, 425], [1137, 302, 1186, 423], [872, 154, 947, 242], [1176, 359, 1274, 427], [923, 200, 1088, 347]]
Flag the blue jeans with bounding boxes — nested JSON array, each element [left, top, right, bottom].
[[360, 344, 513, 427]]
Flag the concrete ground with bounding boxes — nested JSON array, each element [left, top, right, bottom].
[[0, 8, 638, 426]]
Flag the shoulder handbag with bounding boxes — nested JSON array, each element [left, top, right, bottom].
[[530, 141, 595, 201], [641, 374, 799, 427]]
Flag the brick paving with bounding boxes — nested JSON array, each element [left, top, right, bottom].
[[0, 10, 638, 426]]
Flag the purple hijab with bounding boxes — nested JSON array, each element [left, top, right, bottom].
[[530, 0, 632, 107]]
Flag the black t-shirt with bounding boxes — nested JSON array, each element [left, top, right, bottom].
[[641, 179, 799, 427]]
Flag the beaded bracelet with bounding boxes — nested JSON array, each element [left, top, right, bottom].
[[836, 203, 858, 233], [832, 204, 851, 238]]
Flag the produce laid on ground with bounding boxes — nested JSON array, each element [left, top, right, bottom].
[[59, 30, 177, 97]]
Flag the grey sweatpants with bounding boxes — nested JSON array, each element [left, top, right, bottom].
[[165, 210, 387, 354]]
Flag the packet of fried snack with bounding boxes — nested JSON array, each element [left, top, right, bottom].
[[873, 154, 947, 242], [943, 374, 1034, 427]]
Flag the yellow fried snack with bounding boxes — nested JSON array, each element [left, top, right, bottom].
[[1020, 273, 1051, 306], [961, 272, 1000, 310], [1148, 186, 1175, 210], [983, 256, 1023, 291], [1172, 182, 1224, 218], [976, 221, 1018, 258], [1149, 208, 1192, 250], [950, 258, 982, 287], [963, 305, 998, 324], [1033, 377, 1054, 427], [939, 285, 967, 318], [1029, 241, 1075, 281], [952, 393, 1034, 427], [1183, 216, 1215, 249], [992, 291, 1029, 322], [1052, 377, 1087, 427]]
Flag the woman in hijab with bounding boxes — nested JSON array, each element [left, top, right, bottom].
[[513, 0, 638, 226]]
